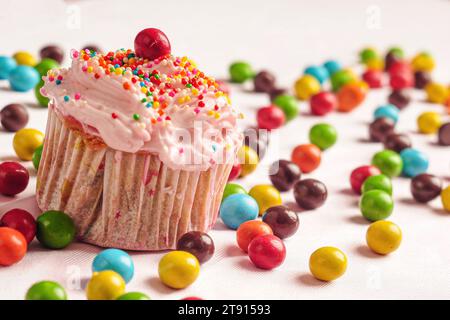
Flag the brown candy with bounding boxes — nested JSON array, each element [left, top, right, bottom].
[[388, 89, 411, 109], [293, 179, 327, 210], [0, 104, 29, 132], [414, 71, 431, 89], [269, 160, 301, 192], [411, 173, 442, 203], [40, 45, 64, 64], [176, 231, 215, 264], [262, 205, 299, 239], [369, 117, 395, 142], [254, 70, 276, 93], [383, 133, 412, 153], [438, 122, 450, 146]]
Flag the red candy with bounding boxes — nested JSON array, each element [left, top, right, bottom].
[[389, 71, 413, 90], [291, 144, 322, 174], [0, 162, 29, 196], [228, 163, 242, 181], [388, 60, 412, 75], [362, 69, 383, 88], [181, 296, 203, 300], [350, 165, 381, 194], [257, 105, 286, 130], [134, 28, 171, 61], [0, 227, 27, 266], [248, 234, 286, 270], [310, 92, 337, 116], [236, 220, 273, 253], [0, 209, 36, 244]]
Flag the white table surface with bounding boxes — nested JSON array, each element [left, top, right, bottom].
[[1, 0, 450, 300]]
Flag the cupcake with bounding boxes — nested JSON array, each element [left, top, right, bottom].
[[36, 28, 242, 251]]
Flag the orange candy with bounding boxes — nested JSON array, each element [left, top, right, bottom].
[[0, 227, 27, 266], [236, 220, 273, 253], [336, 82, 367, 112], [291, 144, 322, 173]]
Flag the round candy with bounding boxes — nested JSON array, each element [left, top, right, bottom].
[[360, 190, 394, 221], [13, 51, 37, 66], [92, 248, 134, 283], [441, 186, 450, 212], [158, 251, 200, 289], [222, 183, 247, 202], [389, 70, 413, 90], [294, 75, 321, 100], [349, 165, 381, 194], [336, 82, 367, 112], [291, 144, 322, 173], [248, 184, 282, 215], [374, 104, 399, 124], [0, 227, 27, 266], [36, 210, 75, 249], [411, 52, 435, 72], [310, 91, 337, 116], [117, 292, 150, 300], [269, 159, 301, 192], [388, 60, 412, 75], [26, 281, 67, 300], [40, 45, 64, 64], [0, 56, 17, 79], [293, 178, 327, 210], [400, 148, 429, 178], [176, 231, 215, 264], [34, 58, 59, 77], [425, 82, 449, 104], [35, 80, 50, 107], [410, 173, 442, 203], [362, 69, 383, 88], [385, 47, 404, 71], [262, 205, 299, 239], [369, 117, 395, 142], [309, 123, 338, 150], [181, 296, 203, 300], [228, 163, 241, 181], [0, 208, 36, 244], [414, 71, 431, 89], [229, 61, 254, 83], [32, 144, 43, 170], [248, 234, 286, 270], [0, 161, 29, 196], [8, 66, 40, 92], [365, 57, 384, 71], [371, 150, 403, 177], [388, 89, 411, 109], [0, 103, 29, 132], [86, 270, 126, 300], [236, 220, 273, 253], [366, 221, 402, 255], [330, 69, 355, 92], [309, 246, 347, 281], [273, 94, 299, 121], [323, 60, 342, 75], [360, 47, 379, 64], [237, 145, 259, 177], [134, 28, 171, 61], [361, 174, 392, 195], [383, 133, 411, 153], [438, 122, 450, 146], [219, 194, 259, 230], [253, 70, 276, 93], [304, 65, 329, 84], [13, 128, 44, 161], [417, 111, 442, 134], [256, 105, 286, 130]]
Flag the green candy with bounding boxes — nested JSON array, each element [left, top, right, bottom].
[[32, 144, 44, 170], [359, 190, 394, 221], [36, 210, 76, 249], [359, 47, 379, 63], [25, 281, 67, 300], [309, 123, 338, 150], [273, 94, 299, 121], [35, 80, 49, 107], [387, 47, 404, 59], [371, 150, 403, 177], [330, 69, 354, 92], [362, 174, 392, 195], [35, 58, 59, 77], [223, 183, 247, 202], [117, 292, 151, 300], [229, 61, 254, 83]]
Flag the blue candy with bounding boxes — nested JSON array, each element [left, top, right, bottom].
[[323, 60, 342, 76], [304, 65, 329, 84], [374, 104, 399, 124], [8, 65, 40, 92], [400, 148, 429, 177], [92, 248, 134, 283], [0, 56, 17, 79], [219, 193, 259, 230]]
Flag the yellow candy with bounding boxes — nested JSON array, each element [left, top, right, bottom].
[[411, 52, 435, 72], [417, 111, 442, 134], [248, 184, 282, 215], [309, 246, 347, 281], [294, 75, 321, 100], [13, 51, 37, 66], [13, 128, 44, 161], [86, 270, 126, 300], [442, 186, 450, 212], [237, 145, 259, 177], [365, 58, 384, 71], [425, 82, 449, 104], [158, 251, 200, 289], [366, 221, 402, 255]]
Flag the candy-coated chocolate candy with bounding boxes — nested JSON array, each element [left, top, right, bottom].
[[228, 163, 241, 181], [253, 70, 276, 93], [414, 71, 431, 89], [223, 183, 247, 202], [117, 292, 150, 300], [40, 45, 64, 64], [273, 94, 299, 121], [411, 52, 435, 72], [176, 231, 215, 264], [350, 165, 381, 194], [0, 208, 36, 244], [134, 28, 171, 61], [389, 71, 413, 90], [385, 48, 404, 71], [366, 221, 402, 255], [371, 150, 403, 177], [256, 105, 286, 130], [304, 65, 329, 84], [248, 234, 286, 270], [310, 91, 337, 116], [360, 47, 379, 64], [158, 251, 200, 289], [410, 173, 442, 203], [365, 58, 384, 71], [383, 133, 411, 153], [243, 126, 269, 159], [361, 174, 392, 195], [26, 281, 67, 300], [92, 248, 134, 283], [34, 58, 59, 77], [291, 144, 321, 173], [13, 51, 36, 66], [0, 56, 17, 79], [0, 161, 29, 196], [336, 82, 367, 112], [400, 148, 429, 178], [0, 103, 29, 132], [32, 144, 43, 170], [388, 89, 411, 110], [269, 160, 301, 192], [8, 65, 40, 92], [441, 186, 450, 212], [369, 117, 395, 142], [35, 80, 50, 107], [13, 128, 45, 161], [417, 111, 441, 134], [294, 75, 321, 100], [323, 60, 342, 75], [360, 190, 394, 221], [220, 194, 259, 230], [262, 205, 299, 239], [0, 227, 27, 266], [425, 82, 449, 104], [36, 210, 75, 249], [249, 184, 282, 215], [374, 104, 399, 124], [438, 122, 450, 146], [388, 60, 412, 76], [362, 69, 383, 88], [309, 246, 347, 281], [293, 179, 327, 210], [237, 145, 259, 177], [309, 123, 338, 150], [236, 220, 273, 253], [181, 296, 203, 300], [86, 270, 126, 300], [229, 61, 254, 83]]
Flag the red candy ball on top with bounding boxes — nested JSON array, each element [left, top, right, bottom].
[[257, 105, 286, 130], [388, 60, 411, 76], [248, 234, 286, 270], [389, 71, 413, 90], [0, 209, 36, 244], [134, 28, 171, 60], [362, 69, 383, 88], [349, 165, 381, 194], [0, 162, 29, 196], [310, 92, 337, 116], [228, 163, 242, 181]]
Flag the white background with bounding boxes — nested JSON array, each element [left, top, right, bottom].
[[1, 0, 450, 300]]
